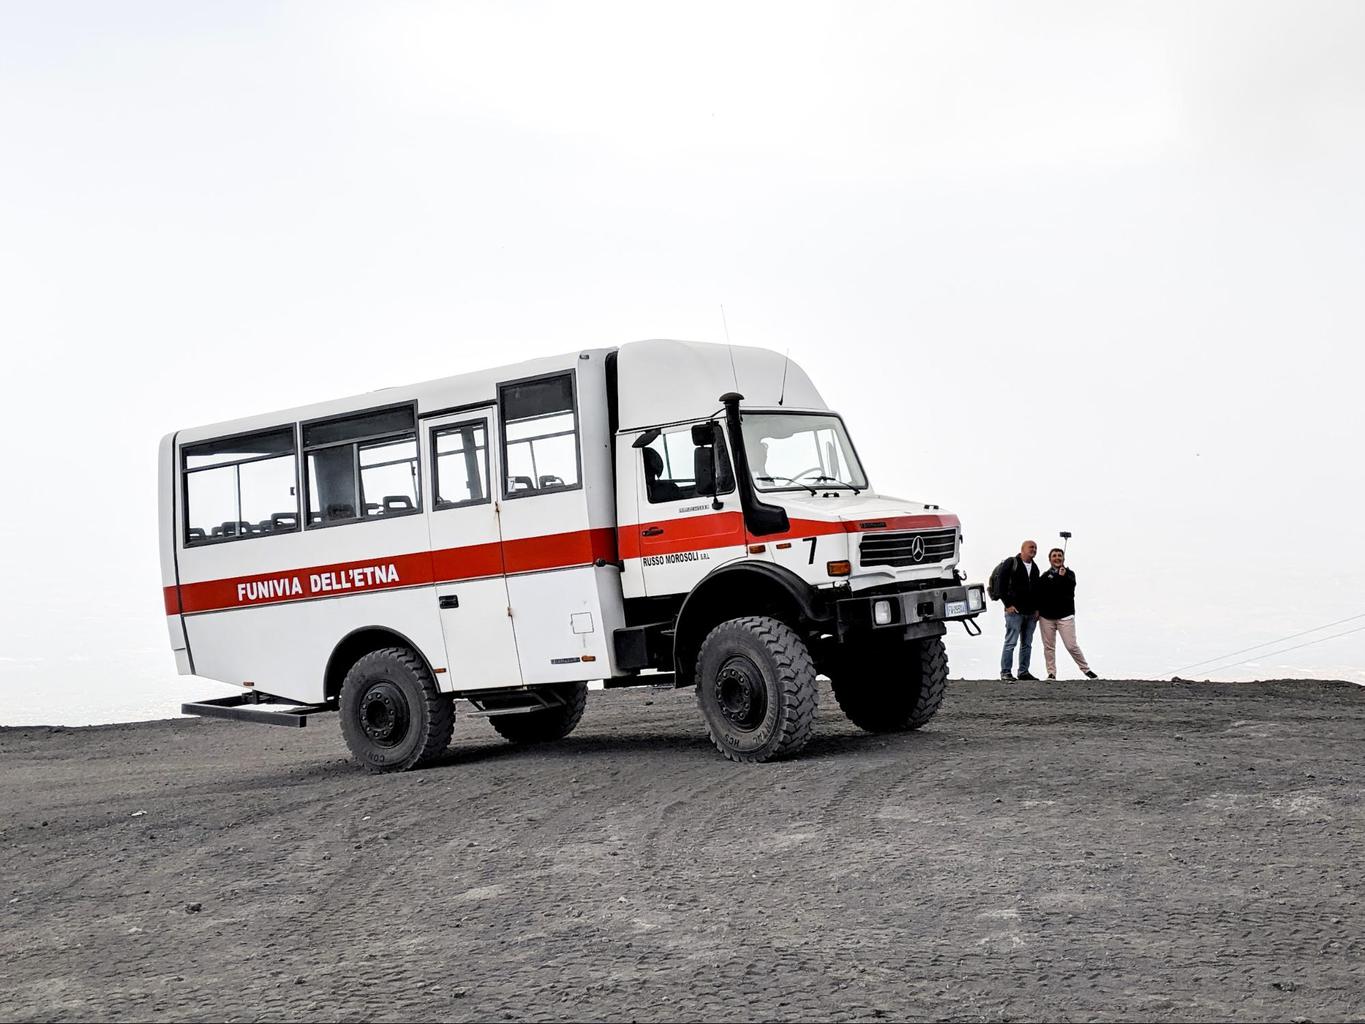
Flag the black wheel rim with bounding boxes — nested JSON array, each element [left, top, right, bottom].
[[359, 681, 411, 748], [715, 656, 768, 731]]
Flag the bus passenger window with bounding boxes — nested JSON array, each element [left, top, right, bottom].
[[433, 422, 490, 508], [302, 404, 419, 526], [498, 373, 580, 498], [183, 427, 298, 546], [306, 446, 356, 523], [360, 438, 419, 515]]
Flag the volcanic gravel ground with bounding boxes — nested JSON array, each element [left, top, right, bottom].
[[1, 678, 1362, 1022]]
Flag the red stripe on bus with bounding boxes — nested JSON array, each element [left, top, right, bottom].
[[168, 527, 622, 615], [428, 540, 504, 584], [173, 550, 437, 615], [503, 527, 618, 574], [164, 515, 957, 615], [615, 511, 960, 559], [617, 511, 746, 560], [830, 513, 960, 533]]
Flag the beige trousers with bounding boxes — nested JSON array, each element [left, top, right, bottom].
[[1039, 616, 1090, 676]]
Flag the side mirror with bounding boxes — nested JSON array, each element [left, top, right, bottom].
[[693, 446, 716, 494], [691, 421, 724, 510], [690, 421, 717, 447]]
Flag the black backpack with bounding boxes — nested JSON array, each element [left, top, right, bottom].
[[986, 556, 1014, 602]]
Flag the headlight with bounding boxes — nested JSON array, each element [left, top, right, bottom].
[[873, 600, 893, 625], [968, 588, 984, 611]]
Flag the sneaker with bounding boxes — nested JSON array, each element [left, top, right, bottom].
[[1084, 670, 1098, 679], [1017, 671, 1038, 681], [1047, 673, 1056, 680], [1000, 671, 1015, 681]]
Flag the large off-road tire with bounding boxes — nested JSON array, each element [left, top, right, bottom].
[[489, 682, 588, 744], [695, 615, 819, 763], [829, 636, 950, 733], [339, 646, 454, 772]]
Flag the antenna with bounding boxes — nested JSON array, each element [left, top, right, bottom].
[[720, 304, 739, 389], [778, 348, 791, 406]]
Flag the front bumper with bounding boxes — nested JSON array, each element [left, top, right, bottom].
[[833, 582, 986, 640]]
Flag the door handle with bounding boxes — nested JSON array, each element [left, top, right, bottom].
[[439, 595, 459, 609], [642, 527, 665, 537]]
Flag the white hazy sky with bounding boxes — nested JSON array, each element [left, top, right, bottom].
[[2, 1, 1362, 725]]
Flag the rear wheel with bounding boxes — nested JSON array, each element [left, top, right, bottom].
[[829, 636, 950, 733], [339, 647, 454, 772], [695, 615, 819, 763], [490, 682, 588, 744]]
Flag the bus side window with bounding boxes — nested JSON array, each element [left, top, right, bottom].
[[183, 427, 298, 546], [642, 423, 735, 504], [360, 437, 419, 515], [498, 373, 581, 498], [302, 404, 420, 526], [433, 421, 490, 508]]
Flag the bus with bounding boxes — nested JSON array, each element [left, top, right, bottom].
[[159, 340, 985, 769]]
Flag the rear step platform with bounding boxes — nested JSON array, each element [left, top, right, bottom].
[[462, 688, 567, 717], [182, 692, 333, 728]]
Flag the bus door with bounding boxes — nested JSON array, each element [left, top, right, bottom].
[[494, 372, 616, 685], [634, 420, 744, 598], [423, 410, 522, 689]]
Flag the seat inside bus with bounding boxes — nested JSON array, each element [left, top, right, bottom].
[[190, 500, 414, 543], [211, 520, 254, 537], [643, 447, 683, 501]]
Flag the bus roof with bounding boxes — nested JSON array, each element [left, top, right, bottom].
[[615, 340, 825, 430], [170, 339, 826, 446]]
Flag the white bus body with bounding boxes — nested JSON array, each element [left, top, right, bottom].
[[160, 340, 984, 767]]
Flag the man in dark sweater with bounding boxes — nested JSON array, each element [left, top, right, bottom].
[[1036, 547, 1098, 680], [1000, 540, 1040, 681]]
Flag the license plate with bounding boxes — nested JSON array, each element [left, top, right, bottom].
[[945, 600, 969, 617]]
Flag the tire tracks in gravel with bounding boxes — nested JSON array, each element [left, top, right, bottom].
[[4, 678, 1364, 1022]]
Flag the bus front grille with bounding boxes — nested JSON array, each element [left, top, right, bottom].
[[859, 528, 957, 568]]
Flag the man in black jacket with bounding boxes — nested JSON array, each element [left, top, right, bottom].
[[999, 540, 1041, 681], [1036, 547, 1098, 680]]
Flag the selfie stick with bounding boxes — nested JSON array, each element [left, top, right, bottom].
[[1060, 530, 1072, 555]]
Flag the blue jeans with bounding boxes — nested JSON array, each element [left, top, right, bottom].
[[1001, 611, 1039, 674]]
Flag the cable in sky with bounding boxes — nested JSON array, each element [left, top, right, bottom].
[[1163, 611, 1365, 676], [1175, 623, 1365, 677]]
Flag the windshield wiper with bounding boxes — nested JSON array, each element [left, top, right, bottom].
[[756, 474, 817, 496], [813, 475, 862, 495]]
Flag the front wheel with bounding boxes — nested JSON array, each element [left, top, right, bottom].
[[695, 616, 819, 763], [829, 636, 950, 733], [339, 647, 454, 772]]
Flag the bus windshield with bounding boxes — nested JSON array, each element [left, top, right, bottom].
[[741, 413, 868, 492]]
